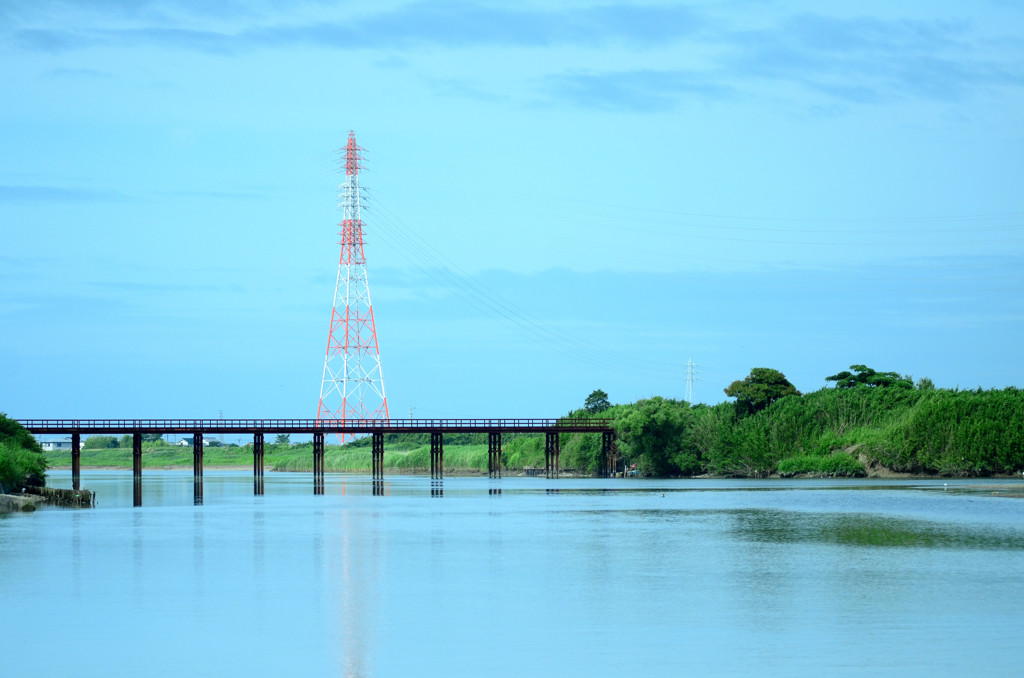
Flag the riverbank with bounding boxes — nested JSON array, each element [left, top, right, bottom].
[[0, 487, 94, 513], [0, 493, 39, 512], [44, 459, 1024, 482], [27, 384, 1024, 479]]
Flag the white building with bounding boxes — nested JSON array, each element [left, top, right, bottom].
[[176, 436, 214, 447], [40, 437, 75, 451]]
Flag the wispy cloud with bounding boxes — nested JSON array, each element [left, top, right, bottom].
[[537, 10, 1024, 111], [726, 13, 1024, 104], [45, 66, 111, 79], [13, 28, 92, 53], [0, 185, 126, 203], [8, 2, 705, 53], [6, 2, 1022, 111], [541, 69, 734, 112]]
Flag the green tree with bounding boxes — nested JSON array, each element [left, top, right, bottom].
[[584, 389, 611, 414], [83, 435, 119, 449], [724, 368, 801, 418], [142, 433, 164, 443], [916, 377, 935, 391], [274, 434, 291, 445], [826, 364, 913, 389], [0, 413, 47, 490], [616, 397, 695, 475]]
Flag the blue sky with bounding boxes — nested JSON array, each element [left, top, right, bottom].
[[2, 0, 1023, 421]]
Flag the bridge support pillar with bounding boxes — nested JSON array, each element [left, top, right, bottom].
[[488, 432, 502, 478], [313, 432, 325, 495], [430, 432, 444, 479], [132, 432, 143, 507], [601, 431, 615, 477], [545, 432, 560, 479], [71, 432, 81, 491], [253, 432, 264, 496], [371, 431, 384, 480], [193, 432, 203, 505]]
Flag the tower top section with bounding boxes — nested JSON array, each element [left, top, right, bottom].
[[345, 130, 363, 176]]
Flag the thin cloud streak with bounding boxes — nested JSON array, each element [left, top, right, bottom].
[[726, 13, 1024, 104], [0, 185, 126, 203], [9, 2, 705, 53], [7, 3, 1022, 110], [541, 69, 735, 112]]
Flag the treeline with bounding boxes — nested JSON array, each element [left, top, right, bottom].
[[0, 413, 47, 491], [560, 385, 1024, 478], [27, 376, 1024, 479]]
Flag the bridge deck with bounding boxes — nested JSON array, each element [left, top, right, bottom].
[[19, 418, 613, 435]]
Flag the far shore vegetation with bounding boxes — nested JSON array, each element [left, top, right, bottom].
[[1, 413, 47, 492], [33, 365, 1024, 479]]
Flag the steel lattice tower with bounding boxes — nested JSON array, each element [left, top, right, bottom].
[[317, 131, 389, 429]]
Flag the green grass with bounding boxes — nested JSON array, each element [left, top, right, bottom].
[[45, 444, 256, 469], [44, 441, 509, 474], [777, 452, 866, 478]]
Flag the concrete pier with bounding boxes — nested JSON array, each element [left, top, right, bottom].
[[253, 432, 264, 495], [430, 432, 444, 479], [313, 432, 325, 495], [71, 432, 81, 491], [545, 432, 560, 479], [132, 432, 143, 507], [488, 431, 502, 478], [193, 432, 203, 505]]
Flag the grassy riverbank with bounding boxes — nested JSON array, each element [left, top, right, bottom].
[[43, 436, 550, 474], [39, 383, 1024, 479], [591, 384, 1024, 478]]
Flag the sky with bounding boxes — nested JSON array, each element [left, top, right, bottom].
[[2, 0, 1023, 423]]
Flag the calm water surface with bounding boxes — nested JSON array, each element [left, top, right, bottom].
[[3, 471, 1023, 677]]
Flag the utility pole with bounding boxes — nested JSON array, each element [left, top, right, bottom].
[[685, 358, 698, 404]]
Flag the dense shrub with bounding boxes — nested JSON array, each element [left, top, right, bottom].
[[778, 453, 865, 477], [0, 413, 47, 491], [605, 386, 1024, 477]]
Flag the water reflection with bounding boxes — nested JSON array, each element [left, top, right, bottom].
[[8, 472, 1024, 678], [333, 508, 380, 677], [132, 511, 144, 599], [193, 510, 204, 607], [71, 511, 82, 598], [730, 509, 1024, 550]]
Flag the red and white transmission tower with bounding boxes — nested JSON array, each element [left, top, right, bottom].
[[317, 131, 389, 429]]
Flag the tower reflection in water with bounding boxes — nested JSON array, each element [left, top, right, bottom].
[[330, 494, 384, 677]]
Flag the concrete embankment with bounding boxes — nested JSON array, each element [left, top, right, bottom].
[[0, 487, 94, 513], [0, 493, 40, 512]]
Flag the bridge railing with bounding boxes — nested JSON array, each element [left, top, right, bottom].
[[18, 418, 614, 433]]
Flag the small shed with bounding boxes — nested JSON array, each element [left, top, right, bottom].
[[40, 437, 75, 451], [177, 436, 214, 446]]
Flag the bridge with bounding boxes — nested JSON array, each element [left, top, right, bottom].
[[20, 418, 617, 503]]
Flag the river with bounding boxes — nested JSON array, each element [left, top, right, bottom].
[[2, 471, 1023, 677]]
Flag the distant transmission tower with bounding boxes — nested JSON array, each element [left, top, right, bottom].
[[685, 357, 698, 404], [317, 131, 389, 430]]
